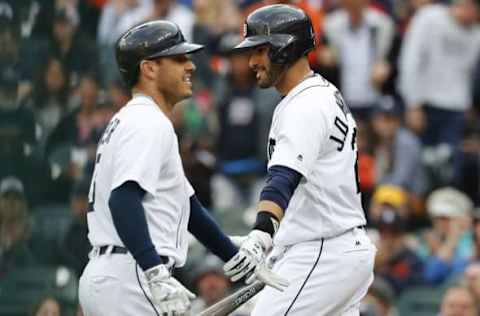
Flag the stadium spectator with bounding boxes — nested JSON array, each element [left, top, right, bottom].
[[97, 0, 152, 45], [324, 0, 395, 121], [360, 277, 397, 316], [59, 179, 91, 277], [210, 33, 278, 210], [45, 73, 107, 202], [107, 79, 130, 112], [0, 12, 34, 100], [46, 73, 103, 156], [31, 295, 62, 316], [97, 0, 152, 84], [45, 8, 97, 84], [190, 254, 232, 314], [399, 0, 480, 149], [0, 64, 52, 207], [439, 286, 477, 316], [370, 95, 426, 200], [146, 0, 194, 41], [0, 177, 36, 279], [416, 187, 475, 285], [463, 263, 480, 310], [473, 210, 480, 261], [27, 57, 69, 148], [370, 188, 424, 294], [0, 64, 36, 155], [456, 122, 480, 205]]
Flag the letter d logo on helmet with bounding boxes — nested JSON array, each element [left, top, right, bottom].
[[231, 4, 315, 65]]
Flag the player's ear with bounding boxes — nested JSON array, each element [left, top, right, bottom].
[[139, 60, 157, 81]]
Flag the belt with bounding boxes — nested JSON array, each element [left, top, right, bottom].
[[95, 246, 171, 268], [98, 245, 128, 255]]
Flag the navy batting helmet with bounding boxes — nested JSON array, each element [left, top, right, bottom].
[[115, 20, 204, 87], [231, 4, 315, 64]]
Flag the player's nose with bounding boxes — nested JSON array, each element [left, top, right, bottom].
[[186, 60, 196, 72], [249, 55, 257, 70]]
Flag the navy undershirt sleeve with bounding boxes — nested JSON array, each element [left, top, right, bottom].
[[188, 195, 238, 262], [259, 165, 303, 211], [109, 181, 165, 271]]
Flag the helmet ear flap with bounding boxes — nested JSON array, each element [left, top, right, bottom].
[[269, 40, 296, 64]]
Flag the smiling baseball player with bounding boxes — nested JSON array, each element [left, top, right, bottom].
[[223, 5, 377, 315], [78, 20, 286, 316]]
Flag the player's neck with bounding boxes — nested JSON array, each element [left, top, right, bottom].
[[132, 86, 174, 114], [275, 58, 313, 96]]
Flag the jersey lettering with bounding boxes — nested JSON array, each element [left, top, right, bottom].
[[329, 116, 349, 152], [334, 91, 350, 119], [268, 138, 276, 161], [100, 118, 121, 145]]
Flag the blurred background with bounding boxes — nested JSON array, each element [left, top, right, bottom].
[[0, 0, 479, 315]]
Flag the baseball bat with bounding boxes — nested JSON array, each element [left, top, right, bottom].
[[198, 281, 265, 316]]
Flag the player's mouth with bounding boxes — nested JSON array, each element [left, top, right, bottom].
[[255, 68, 266, 81], [183, 74, 192, 87]]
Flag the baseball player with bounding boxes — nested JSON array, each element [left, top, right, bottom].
[[78, 21, 285, 316], [223, 5, 377, 315]]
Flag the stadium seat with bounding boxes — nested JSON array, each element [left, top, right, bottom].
[[0, 266, 78, 316]]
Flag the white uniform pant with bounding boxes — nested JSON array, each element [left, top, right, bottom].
[[252, 228, 376, 316], [79, 248, 162, 316]]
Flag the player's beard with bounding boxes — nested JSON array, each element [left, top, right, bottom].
[[256, 63, 286, 89]]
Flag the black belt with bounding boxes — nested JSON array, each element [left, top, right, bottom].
[[99, 245, 128, 255], [97, 246, 170, 265]]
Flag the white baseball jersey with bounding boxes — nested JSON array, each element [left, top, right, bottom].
[[267, 74, 366, 246], [86, 93, 194, 267]]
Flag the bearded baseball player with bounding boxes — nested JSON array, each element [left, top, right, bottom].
[[78, 20, 286, 316], [223, 5, 377, 315]]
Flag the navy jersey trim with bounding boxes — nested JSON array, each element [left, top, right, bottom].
[[284, 238, 324, 315]]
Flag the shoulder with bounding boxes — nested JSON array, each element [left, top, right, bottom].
[[282, 78, 337, 120], [119, 100, 173, 133]]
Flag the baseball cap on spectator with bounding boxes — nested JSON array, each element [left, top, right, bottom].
[[373, 95, 403, 117], [372, 185, 407, 209], [376, 207, 407, 232], [0, 176, 24, 196], [427, 187, 473, 218]]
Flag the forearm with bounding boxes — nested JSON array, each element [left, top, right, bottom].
[[109, 181, 164, 271], [188, 195, 237, 262], [254, 166, 302, 236]]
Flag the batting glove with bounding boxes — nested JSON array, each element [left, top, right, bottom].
[[145, 264, 196, 315], [223, 230, 270, 280]]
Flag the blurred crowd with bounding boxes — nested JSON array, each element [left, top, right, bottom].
[[0, 0, 479, 315]]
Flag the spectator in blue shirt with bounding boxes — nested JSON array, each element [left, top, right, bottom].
[[415, 187, 474, 285]]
